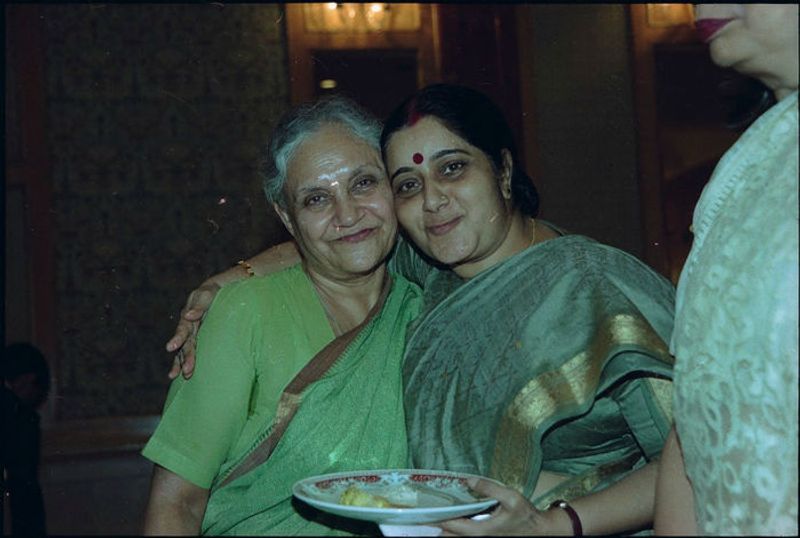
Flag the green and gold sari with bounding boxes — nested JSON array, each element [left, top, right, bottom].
[[400, 233, 675, 506]]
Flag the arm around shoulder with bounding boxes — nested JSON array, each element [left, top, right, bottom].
[[166, 241, 298, 378]]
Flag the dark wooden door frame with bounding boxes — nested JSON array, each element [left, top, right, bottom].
[[284, 3, 441, 107], [283, 3, 524, 155], [629, 4, 697, 276], [5, 4, 57, 383]]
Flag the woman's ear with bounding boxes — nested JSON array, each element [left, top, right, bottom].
[[273, 202, 296, 238], [499, 149, 513, 200]]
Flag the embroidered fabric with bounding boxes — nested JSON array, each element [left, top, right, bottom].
[[671, 92, 799, 534]]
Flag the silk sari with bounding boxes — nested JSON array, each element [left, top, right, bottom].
[[402, 234, 675, 506]]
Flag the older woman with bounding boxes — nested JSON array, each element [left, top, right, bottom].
[[142, 97, 421, 535], [167, 84, 676, 535], [654, 4, 798, 535]]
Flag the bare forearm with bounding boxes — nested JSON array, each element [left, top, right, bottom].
[[143, 498, 204, 535], [143, 466, 209, 536], [248, 241, 300, 275], [205, 241, 300, 287], [654, 427, 698, 535], [569, 461, 659, 535]]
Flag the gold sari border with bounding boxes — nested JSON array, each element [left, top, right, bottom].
[[490, 313, 672, 494]]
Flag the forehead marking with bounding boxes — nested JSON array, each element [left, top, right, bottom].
[[412, 152, 424, 164]]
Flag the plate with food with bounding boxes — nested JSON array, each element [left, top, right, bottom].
[[292, 469, 500, 525]]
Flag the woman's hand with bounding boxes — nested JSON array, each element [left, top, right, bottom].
[[166, 282, 220, 380], [437, 479, 573, 536], [164, 242, 300, 380]]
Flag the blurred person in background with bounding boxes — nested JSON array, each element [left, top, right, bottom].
[[2, 342, 50, 536]]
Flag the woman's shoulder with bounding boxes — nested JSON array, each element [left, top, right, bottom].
[[211, 263, 310, 314], [539, 233, 674, 293]]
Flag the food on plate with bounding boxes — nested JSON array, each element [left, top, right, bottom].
[[340, 484, 394, 507], [339, 484, 417, 508]]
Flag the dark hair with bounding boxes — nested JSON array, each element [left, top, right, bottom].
[[3, 342, 51, 402], [380, 84, 539, 217]]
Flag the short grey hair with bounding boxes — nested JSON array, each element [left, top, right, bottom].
[[262, 96, 383, 207]]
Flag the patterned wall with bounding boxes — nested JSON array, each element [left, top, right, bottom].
[[41, 4, 292, 419]]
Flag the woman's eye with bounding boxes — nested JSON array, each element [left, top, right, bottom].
[[353, 176, 377, 191], [303, 193, 329, 208], [394, 178, 422, 197], [441, 160, 466, 176]]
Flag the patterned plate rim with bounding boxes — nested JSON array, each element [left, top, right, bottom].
[[292, 468, 501, 513]]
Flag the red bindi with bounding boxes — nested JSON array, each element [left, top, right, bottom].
[[413, 152, 424, 164]]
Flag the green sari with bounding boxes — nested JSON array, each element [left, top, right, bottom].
[[145, 265, 421, 536], [201, 273, 421, 535], [401, 233, 675, 506]]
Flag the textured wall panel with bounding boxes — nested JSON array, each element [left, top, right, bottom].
[[42, 4, 291, 418]]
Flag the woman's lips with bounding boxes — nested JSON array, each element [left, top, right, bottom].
[[338, 228, 373, 243], [695, 18, 736, 43], [426, 217, 461, 237]]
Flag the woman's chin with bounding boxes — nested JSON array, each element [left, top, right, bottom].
[[426, 244, 472, 268], [708, 41, 736, 70], [346, 249, 396, 274]]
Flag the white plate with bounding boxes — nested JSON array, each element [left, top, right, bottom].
[[292, 469, 499, 525]]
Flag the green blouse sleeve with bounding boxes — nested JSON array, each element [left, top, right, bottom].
[[610, 374, 673, 461], [388, 234, 434, 287], [142, 284, 256, 489]]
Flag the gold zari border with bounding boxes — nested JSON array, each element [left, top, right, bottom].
[[490, 313, 672, 494]]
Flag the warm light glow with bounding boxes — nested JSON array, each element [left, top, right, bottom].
[[647, 4, 695, 27], [319, 79, 338, 90], [303, 3, 420, 33]]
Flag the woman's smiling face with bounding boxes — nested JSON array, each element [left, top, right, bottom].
[[276, 123, 396, 281], [385, 116, 516, 276]]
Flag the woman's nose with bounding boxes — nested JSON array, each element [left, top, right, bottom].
[[422, 184, 448, 212], [333, 196, 361, 227]]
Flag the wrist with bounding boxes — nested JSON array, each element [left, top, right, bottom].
[[548, 500, 583, 536]]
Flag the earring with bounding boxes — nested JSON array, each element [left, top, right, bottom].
[[502, 179, 512, 199]]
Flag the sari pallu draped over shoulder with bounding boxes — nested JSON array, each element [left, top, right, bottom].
[[201, 275, 421, 536], [402, 235, 676, 506]]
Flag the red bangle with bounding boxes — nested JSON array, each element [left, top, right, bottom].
[[549, 499, 583, 536]]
